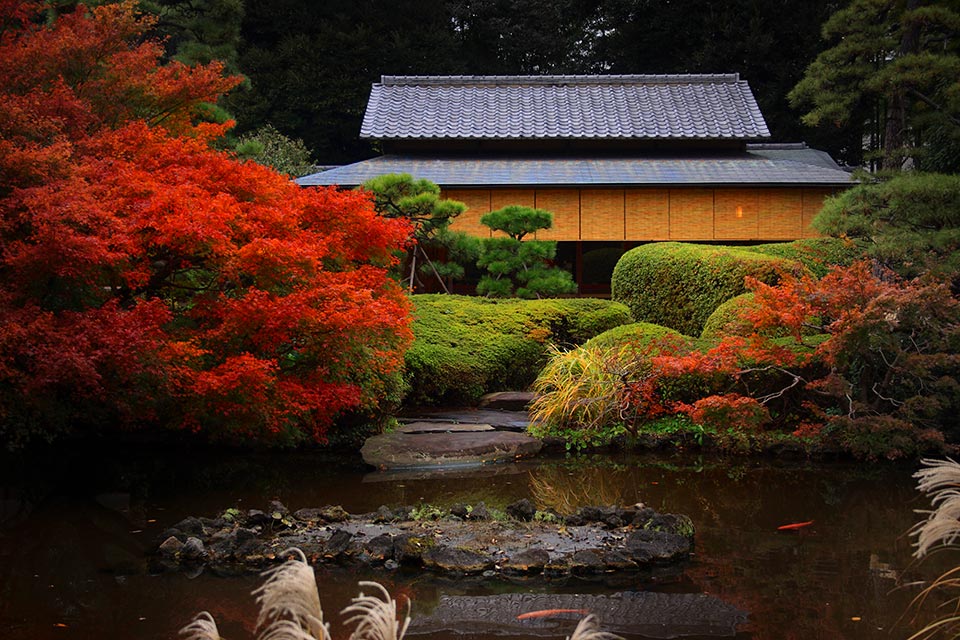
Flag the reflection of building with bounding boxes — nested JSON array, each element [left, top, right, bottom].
[[297, 75, 852, 293]]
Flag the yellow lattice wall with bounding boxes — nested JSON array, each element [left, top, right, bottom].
[[443, 186, 838, 243], [759, 189, 803, 239], [669, 189, 714, 239], [535, 189, 580, 240], [581, 189, 625, 240], [626, 190, 669, 239]]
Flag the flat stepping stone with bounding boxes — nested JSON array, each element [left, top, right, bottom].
[[396, 422, 494, 434], [478, 391, 536, 411], [398, 409, 530, 432], [407, 592, 747, 638], [361, 430, 542, 469]]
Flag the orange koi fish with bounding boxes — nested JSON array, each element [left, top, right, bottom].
[[777, 520, 814, 531], [517, 609, 590, 620]]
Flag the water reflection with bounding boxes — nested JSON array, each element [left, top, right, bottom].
[[0, 446, 940, 639]]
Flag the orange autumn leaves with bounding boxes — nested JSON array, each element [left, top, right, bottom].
[[0, 2, 412, 446]]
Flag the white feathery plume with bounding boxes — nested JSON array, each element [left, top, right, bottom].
[[912, 458, 960, 558], [341, 581, 410, 640], [253, 548, 329, 640], [180, 611, 222, 640], [566, 615, 622, 640]]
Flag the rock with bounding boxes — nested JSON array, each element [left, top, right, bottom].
[[645, 513, 695, 538], [632, 507, 656, 527], [293, 508, 326, 522], [477, 391, 535, 411], [246, 510, 272, 527], [503, 548, 550, 574], [384, 559, 399, 570], [318, 506, 350, 523], [393, 534, 434, 563], [364, 534, 395, 561], [268, 500, 289, 517], [159, 536, 184, 557], [449, 503, 469, 519], [422, 546, 493, 574], [602, 550, 638, 571], [467, 502, 490, 521], [372, 506, 395, 523], [181, 537, 206, 562], [578, 506, 602, 523], [570, 549, 605, 574], [505, 499, 535, 521], [323, 529, 353, 557], [626, 530, 690, 564], [174, 516, 204, 536], [361, 430, 542, 469]]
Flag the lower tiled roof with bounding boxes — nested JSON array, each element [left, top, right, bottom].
[[297, 150, 852, 188]]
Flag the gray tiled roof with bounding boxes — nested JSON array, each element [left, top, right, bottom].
[[296, 149, 852, 188], [361, 75, 771, 141]]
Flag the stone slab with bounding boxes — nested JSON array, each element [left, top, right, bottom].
[[361, 430, 542, 469], [478, 391, 536, 411], [396, 421, 495, 434], [407, 592, 748, 638], [397, 409, 530, 432]]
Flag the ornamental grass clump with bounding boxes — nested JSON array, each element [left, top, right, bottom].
[[907, 459, 960, 640]]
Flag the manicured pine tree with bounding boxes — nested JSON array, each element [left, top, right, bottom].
[[477, 206, 577, 299]]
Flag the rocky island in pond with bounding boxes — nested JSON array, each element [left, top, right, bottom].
[[154, 499, 695, 580]]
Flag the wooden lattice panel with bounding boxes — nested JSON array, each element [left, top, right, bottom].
[[758, 189, 803, 239], [625, 189, 669, 240], [444, 189, 491, 237], [801, 189, 832, 238], [714, 189, 760, 240], [581, 189, 626, 240], [669, 189, 714, 240], [534, 189, 580, 240]]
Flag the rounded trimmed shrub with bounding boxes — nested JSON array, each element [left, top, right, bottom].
[[611, 242, 800, 336], [744, 238, 866, 278], [585, 322, 694, 351], [404, 295, 631, 406], [700, 293, 757, 341]]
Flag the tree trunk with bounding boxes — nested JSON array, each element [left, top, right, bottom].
[[882, 0, 921, 170]]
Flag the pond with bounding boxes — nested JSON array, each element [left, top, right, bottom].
[[0, 445, 944, 640]]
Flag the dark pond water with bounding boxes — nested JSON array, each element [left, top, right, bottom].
[[0, 445, 947, 640]]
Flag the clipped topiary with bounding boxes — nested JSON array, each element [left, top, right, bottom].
[[611, 242, 799, 336], [700, 293, 758, 341], [743, 238, 866, 278], [404, 295, 631, 406], [584, 322, 694, 351]]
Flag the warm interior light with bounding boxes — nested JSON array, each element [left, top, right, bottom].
[[736, 205, 743, 219]]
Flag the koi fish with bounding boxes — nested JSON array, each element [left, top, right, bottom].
[[777, 520, 814, 531], [517, 609, 590, 621]]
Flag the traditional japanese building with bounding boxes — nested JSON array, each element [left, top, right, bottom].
[[297, 74, 852, 292]]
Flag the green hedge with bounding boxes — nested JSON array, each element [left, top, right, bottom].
[[405, 295, 632, 406], [611, 242, 799, 336], [743, 238, 866, 278], [700, 293, 757, 341], [584, 322, 694, 351]]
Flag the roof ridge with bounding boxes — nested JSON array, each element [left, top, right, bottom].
[[379, 74, 742, 86]]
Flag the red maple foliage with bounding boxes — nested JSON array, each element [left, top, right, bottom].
[[0, 2, 412, 447], [620, 261, 959, 458]]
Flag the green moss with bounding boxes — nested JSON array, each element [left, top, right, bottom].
[[611, 242, 800, 336], [584, 322, 694, 351], [405, 295, 632, 406]]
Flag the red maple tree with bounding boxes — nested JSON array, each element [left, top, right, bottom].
[[0, 2, 412, 447]]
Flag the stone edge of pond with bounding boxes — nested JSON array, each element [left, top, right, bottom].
[[151, 499, 695, 581]]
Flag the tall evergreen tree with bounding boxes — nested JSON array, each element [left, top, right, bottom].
[[790, 0, 960, 171]]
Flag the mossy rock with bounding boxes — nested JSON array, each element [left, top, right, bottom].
[[585, 322, 695, 351], [611, 242, 800, 336], [405, 295, 632, 406]]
